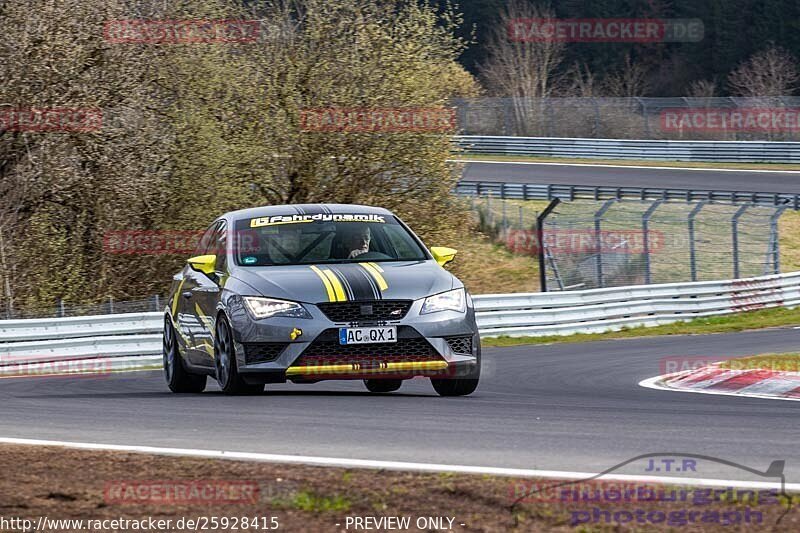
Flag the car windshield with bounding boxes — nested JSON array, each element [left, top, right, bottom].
[[233, 213, 429, 266]]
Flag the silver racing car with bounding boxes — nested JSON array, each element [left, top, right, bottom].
[[163, 204, 481, 396]]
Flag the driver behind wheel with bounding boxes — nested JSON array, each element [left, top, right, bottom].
[[342, 224, 371, 259]]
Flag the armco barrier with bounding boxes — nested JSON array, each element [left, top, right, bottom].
[[453, 136, 800, 163], [0, 271, 798, 365], [454, 181, 800, 209], [473, 271, 800, 337], [0, 312, 162, 342]]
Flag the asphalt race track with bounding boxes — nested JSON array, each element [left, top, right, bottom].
[[458, 161, 800, 193], [2, 328, 799, 483]]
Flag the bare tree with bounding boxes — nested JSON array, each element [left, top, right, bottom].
[[0, 0, 480, 311], [687, 79, 718, 98], [478, 1, 565, 135], [565, 62, 598, 97], [601, 54, 651, 97], [728, 46, 799, 97]]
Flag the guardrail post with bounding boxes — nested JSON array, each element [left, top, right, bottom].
[[58, 299, 65, 318], [594, 200, 616, 288], [731, 204, 750, 279], [537, 199, 561, 292], [502, 99, 512, 135], [688, 201, 706, 282], [154, 294, 160, 312], [768, 207, 787, 274], [456, 98, 469, 134], [642, 199, 664, 285], [637, 97, 651, 137], [109, 296, 114, 314]]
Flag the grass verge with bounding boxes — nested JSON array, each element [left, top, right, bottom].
[[0, 444, 796, 531], [449, 234, 539, 294], [451, 154, 800, 171], [481, 306, 800, 348]]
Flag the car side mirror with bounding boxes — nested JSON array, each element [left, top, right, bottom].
[[430, 247, 457, 267], [187, 254, 217, 276]]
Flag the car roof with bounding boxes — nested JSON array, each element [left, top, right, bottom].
[[223, 203, 394, 222]]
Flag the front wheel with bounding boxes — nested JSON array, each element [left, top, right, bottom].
[[215, 316, 263, 395], [431, 358, 480, 397], [431, 377, 479, 397], [163, 319, 206, 393]]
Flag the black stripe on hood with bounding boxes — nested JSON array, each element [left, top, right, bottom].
[[331, 264, 379, 300]]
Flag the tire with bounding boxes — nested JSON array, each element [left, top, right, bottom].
[[214, 315, 264, 395], [364, 379, 402, 393], [431, 357, 480, 397], [163, 318, 206, 393]]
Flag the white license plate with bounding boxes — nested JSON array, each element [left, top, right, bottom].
[[339, 326, 397, 345]]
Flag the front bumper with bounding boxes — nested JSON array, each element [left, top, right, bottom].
[[227, 297, 480, 382]]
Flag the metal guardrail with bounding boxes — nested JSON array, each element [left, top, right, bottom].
[[473, 271, 800, 337], [453, 136, 800, 163], [455, 181, 800, 209], [0, 271, 798, 363], [0, 313, 164, 365], [0, 312, 163, 342]]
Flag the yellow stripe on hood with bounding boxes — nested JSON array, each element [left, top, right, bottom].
[[310, 265, 347, 302], [360, 262, 388, 292], [310, 265, 336, 302]]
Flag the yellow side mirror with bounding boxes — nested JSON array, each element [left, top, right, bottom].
[[187, 254, 217, 276], [430, 247, 457, 267]]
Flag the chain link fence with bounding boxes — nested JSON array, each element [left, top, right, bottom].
[[453, 97, 800, 141], [472, 196, 783, 291]]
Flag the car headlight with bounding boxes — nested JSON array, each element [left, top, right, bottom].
[[420, 288, 466, 314], [243, 297, 311, 320]]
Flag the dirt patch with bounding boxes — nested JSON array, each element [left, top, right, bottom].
[[0, 444, 797, 532]]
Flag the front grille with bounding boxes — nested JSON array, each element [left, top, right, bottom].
[[243, 343, 288, 364], [445, 335, 473, 355], [317, 300, 412, 323], [292, 328, 441, 368]]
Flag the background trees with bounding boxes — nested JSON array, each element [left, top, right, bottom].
[[452, 0, 800, 98], [3, 0, 800, 312], [0, 0, 478, 311]]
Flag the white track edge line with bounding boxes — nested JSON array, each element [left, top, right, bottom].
[[0, 437, 797, 491], [447, 159, 800, 174], [639, 375, 800, 402]]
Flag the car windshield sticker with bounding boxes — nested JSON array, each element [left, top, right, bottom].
[[242, 256, 258, 264], [250, 213, 386, 228]]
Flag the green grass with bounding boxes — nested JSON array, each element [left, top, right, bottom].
[[481, 306, 800, 347], [450, 153, 800, 171], [286, 490, 351, 512], [718, 352, 800, 372]]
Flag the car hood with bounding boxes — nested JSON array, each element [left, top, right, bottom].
[[231, 260, 457, 303]]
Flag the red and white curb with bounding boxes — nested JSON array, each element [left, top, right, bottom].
[[640, 363, 800, 402]]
